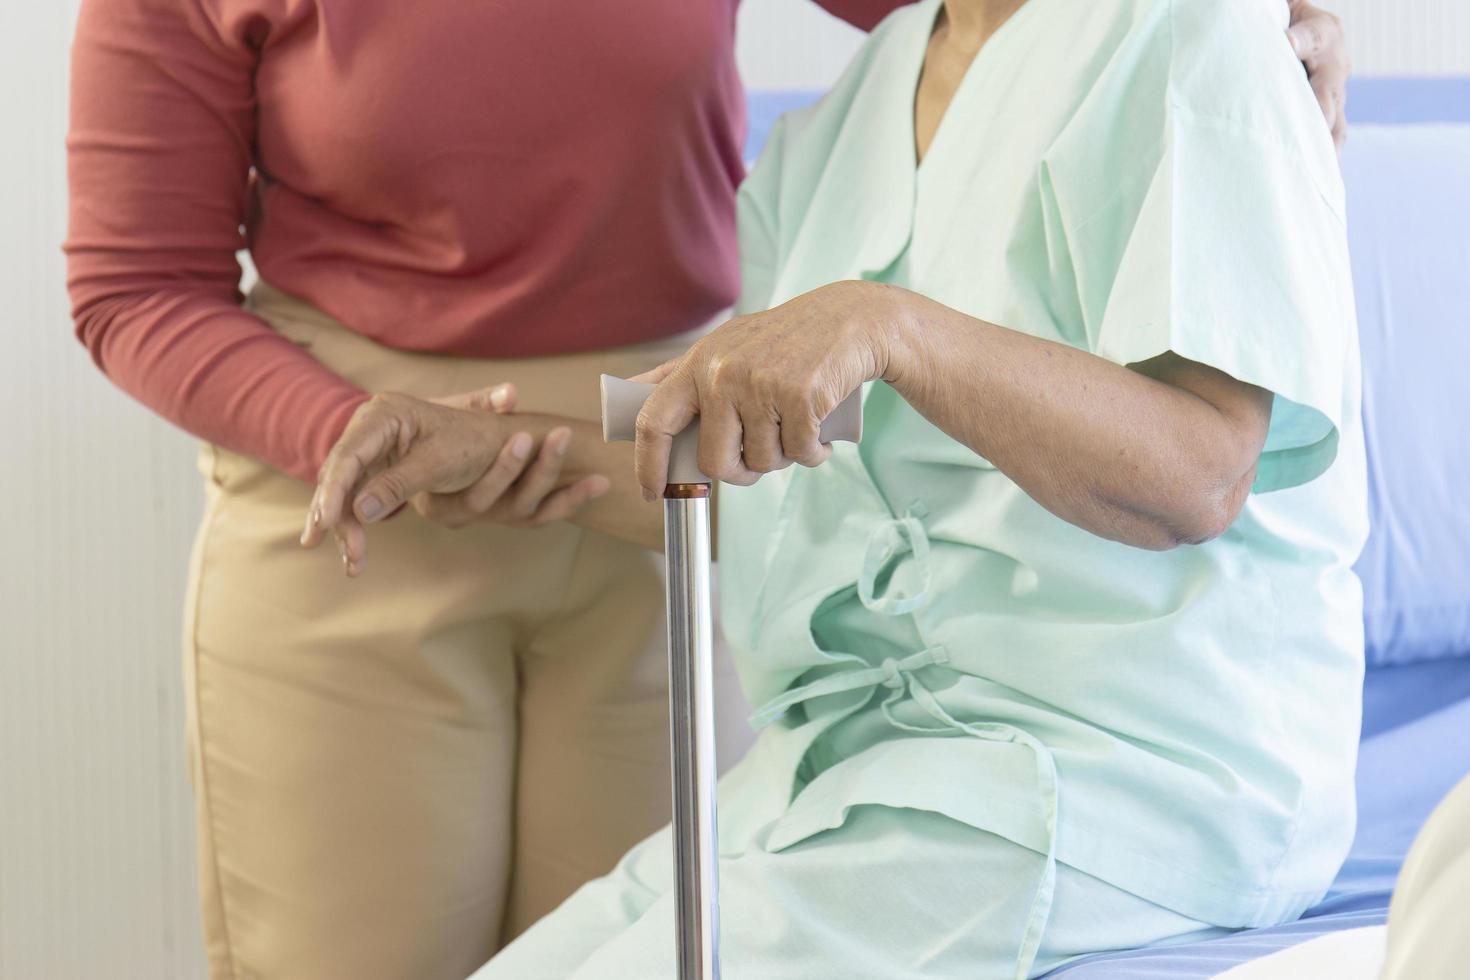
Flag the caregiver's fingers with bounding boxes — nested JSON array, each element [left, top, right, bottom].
[[436, 382, 517, 415], [1310, 69, 1349, 153], [506, 426, 573, 519], [1315, 78, 1347, 152], [514, 475, 611, 527], [634, 372, 700, 499], [461, 431, 535, 513], [411, 431, 535, 527], [332, 515, 369, 578], [303, 401, 403, 547], [1286, 1, 1345, 68], [1287, 1, 1350, 150]]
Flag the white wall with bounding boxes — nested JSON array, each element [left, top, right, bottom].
[[1, 2, 207, 977], [3, 2, 1468, 979]]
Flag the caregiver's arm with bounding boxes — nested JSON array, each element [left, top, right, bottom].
[[66, 0, 370, 484], [634, 280, 1272, 552]]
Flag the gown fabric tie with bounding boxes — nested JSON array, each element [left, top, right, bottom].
[[749, 642, 1061, 980], [857, 503, 934, 616]]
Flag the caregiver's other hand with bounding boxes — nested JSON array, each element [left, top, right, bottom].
[[301, 387, 517, 576], [632, 280, 896, 497], [1287, 0, 1349, 152], [302, 385, 606, 576]]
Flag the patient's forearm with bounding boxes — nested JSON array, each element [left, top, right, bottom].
[[881, 287, 1271, 550], [509, 414, 665, 550]]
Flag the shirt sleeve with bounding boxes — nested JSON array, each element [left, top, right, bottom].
[[65, 0, 369, 483]]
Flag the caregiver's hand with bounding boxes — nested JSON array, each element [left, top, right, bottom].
[[302, 386, 607, 576], [1287, 0, 1350, 152], [632, 281, 896, 497]]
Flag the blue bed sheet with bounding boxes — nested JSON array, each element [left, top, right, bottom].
[[1043, 660, 1470, 978]]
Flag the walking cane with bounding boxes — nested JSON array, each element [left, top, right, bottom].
[[600, 375, 862, 980]]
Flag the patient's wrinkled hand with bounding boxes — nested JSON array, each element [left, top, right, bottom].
[[631, 279, 896, 497], [300, 384, 607, 576]]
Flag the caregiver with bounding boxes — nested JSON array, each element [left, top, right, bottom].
[[65, 1, 1347, 978]]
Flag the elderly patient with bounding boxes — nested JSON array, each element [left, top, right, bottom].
[[306, 0, 1363, 975]]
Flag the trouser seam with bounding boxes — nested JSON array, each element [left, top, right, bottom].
[[187, 477, 242, 980]]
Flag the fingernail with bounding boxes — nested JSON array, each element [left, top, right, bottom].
[[300, 506, 319, 545], [588, 477, 610, 498], [510, 433, 531, 460], [642, 487, 656, 503], [357, 494, 384, 522], [338, 540, 350, 566], [553, 429, 570, 457], [490, 385, 510, 410]]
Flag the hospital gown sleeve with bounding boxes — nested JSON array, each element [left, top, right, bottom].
[[1047, 64, 1356, 493]]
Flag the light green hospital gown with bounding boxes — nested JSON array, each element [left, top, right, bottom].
[[475, 0, 1365, 976]]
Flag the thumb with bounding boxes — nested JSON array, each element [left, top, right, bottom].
[[633, 369, 700, 499], [353, 444, 473, 523]]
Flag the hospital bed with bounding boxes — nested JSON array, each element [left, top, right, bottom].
[[742, 78, 1470, 978]]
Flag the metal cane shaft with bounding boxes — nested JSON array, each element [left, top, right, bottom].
[[599, 371, 859, 980], [663, 486, 720, 980]]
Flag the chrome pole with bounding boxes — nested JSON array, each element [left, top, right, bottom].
[[663, 484, 720, 980], [600, 371, 857, 980]]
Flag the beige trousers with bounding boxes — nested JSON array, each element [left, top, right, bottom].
[[183, 282, 693, 980]]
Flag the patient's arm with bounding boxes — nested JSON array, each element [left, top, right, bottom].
[[882, 286, 1273, 550], [399, 407, 664, 552], [633, 280, 1271, 552]]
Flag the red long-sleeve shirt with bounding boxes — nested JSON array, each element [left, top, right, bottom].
[[66, 0, 903, 482]]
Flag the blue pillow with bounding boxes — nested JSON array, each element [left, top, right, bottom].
[[1345, 125, 1470, 666]]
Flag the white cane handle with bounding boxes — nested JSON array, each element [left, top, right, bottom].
[[600, 375, 864, 484]]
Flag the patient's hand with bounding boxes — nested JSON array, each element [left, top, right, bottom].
[[301, 385, 608, 576], [1287, 0, 1350, 152]]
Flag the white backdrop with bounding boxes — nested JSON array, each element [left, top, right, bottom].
[[2, 2, 1467, 978]]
